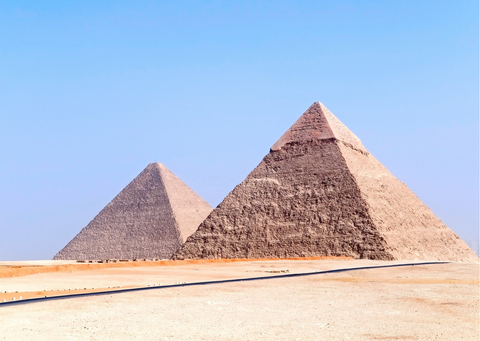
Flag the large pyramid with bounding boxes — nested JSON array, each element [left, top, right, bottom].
[[54, 163, 212, 260], [174, 102, 478, 262]]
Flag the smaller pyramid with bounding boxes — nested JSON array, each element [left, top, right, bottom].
[[54, 163, 212, 260]]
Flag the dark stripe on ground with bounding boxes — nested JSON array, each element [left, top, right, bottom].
[[0, 261, 449, 307]]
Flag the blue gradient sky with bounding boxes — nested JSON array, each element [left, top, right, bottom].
[[0, 1, 478, 260]]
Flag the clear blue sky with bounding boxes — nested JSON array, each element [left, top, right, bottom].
[[0, 1, 478, 260]]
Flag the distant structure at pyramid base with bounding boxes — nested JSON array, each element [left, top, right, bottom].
[[54, 163, 212, 260], [173, 102, 478, 262]]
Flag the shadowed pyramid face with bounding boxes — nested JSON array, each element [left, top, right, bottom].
[[174, 103, 478, 262], [54, 163, 212, 261]]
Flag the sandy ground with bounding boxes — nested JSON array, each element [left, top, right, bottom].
[[0, 257, 350, 279], [0, 259, 478, 340]]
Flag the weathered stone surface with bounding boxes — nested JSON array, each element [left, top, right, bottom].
[[54, 163, 212, 260], [338, 143, 476, 262], [174, 102, 478, 262], [271, 102, 366, 154]]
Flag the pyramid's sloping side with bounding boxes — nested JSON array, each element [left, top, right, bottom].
[[174, 139, 394, 260], [338, 143, 478, 262], [54, 164, 182, 260], [319, 103, 367, 153], [158, 164, 213, 242]]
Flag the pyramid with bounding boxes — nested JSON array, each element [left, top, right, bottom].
[[174, 102, 478, 262], [54, 163, 212, 260]]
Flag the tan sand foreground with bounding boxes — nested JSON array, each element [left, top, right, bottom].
[[0, 259, 478, 340]]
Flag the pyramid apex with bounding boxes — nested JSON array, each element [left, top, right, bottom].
[[270, 102, 366, 153], [147, 162, 164, 167], [145, 162, 168, 173]]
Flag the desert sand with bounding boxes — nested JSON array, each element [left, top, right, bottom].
[[0, 259, 478, 340]]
